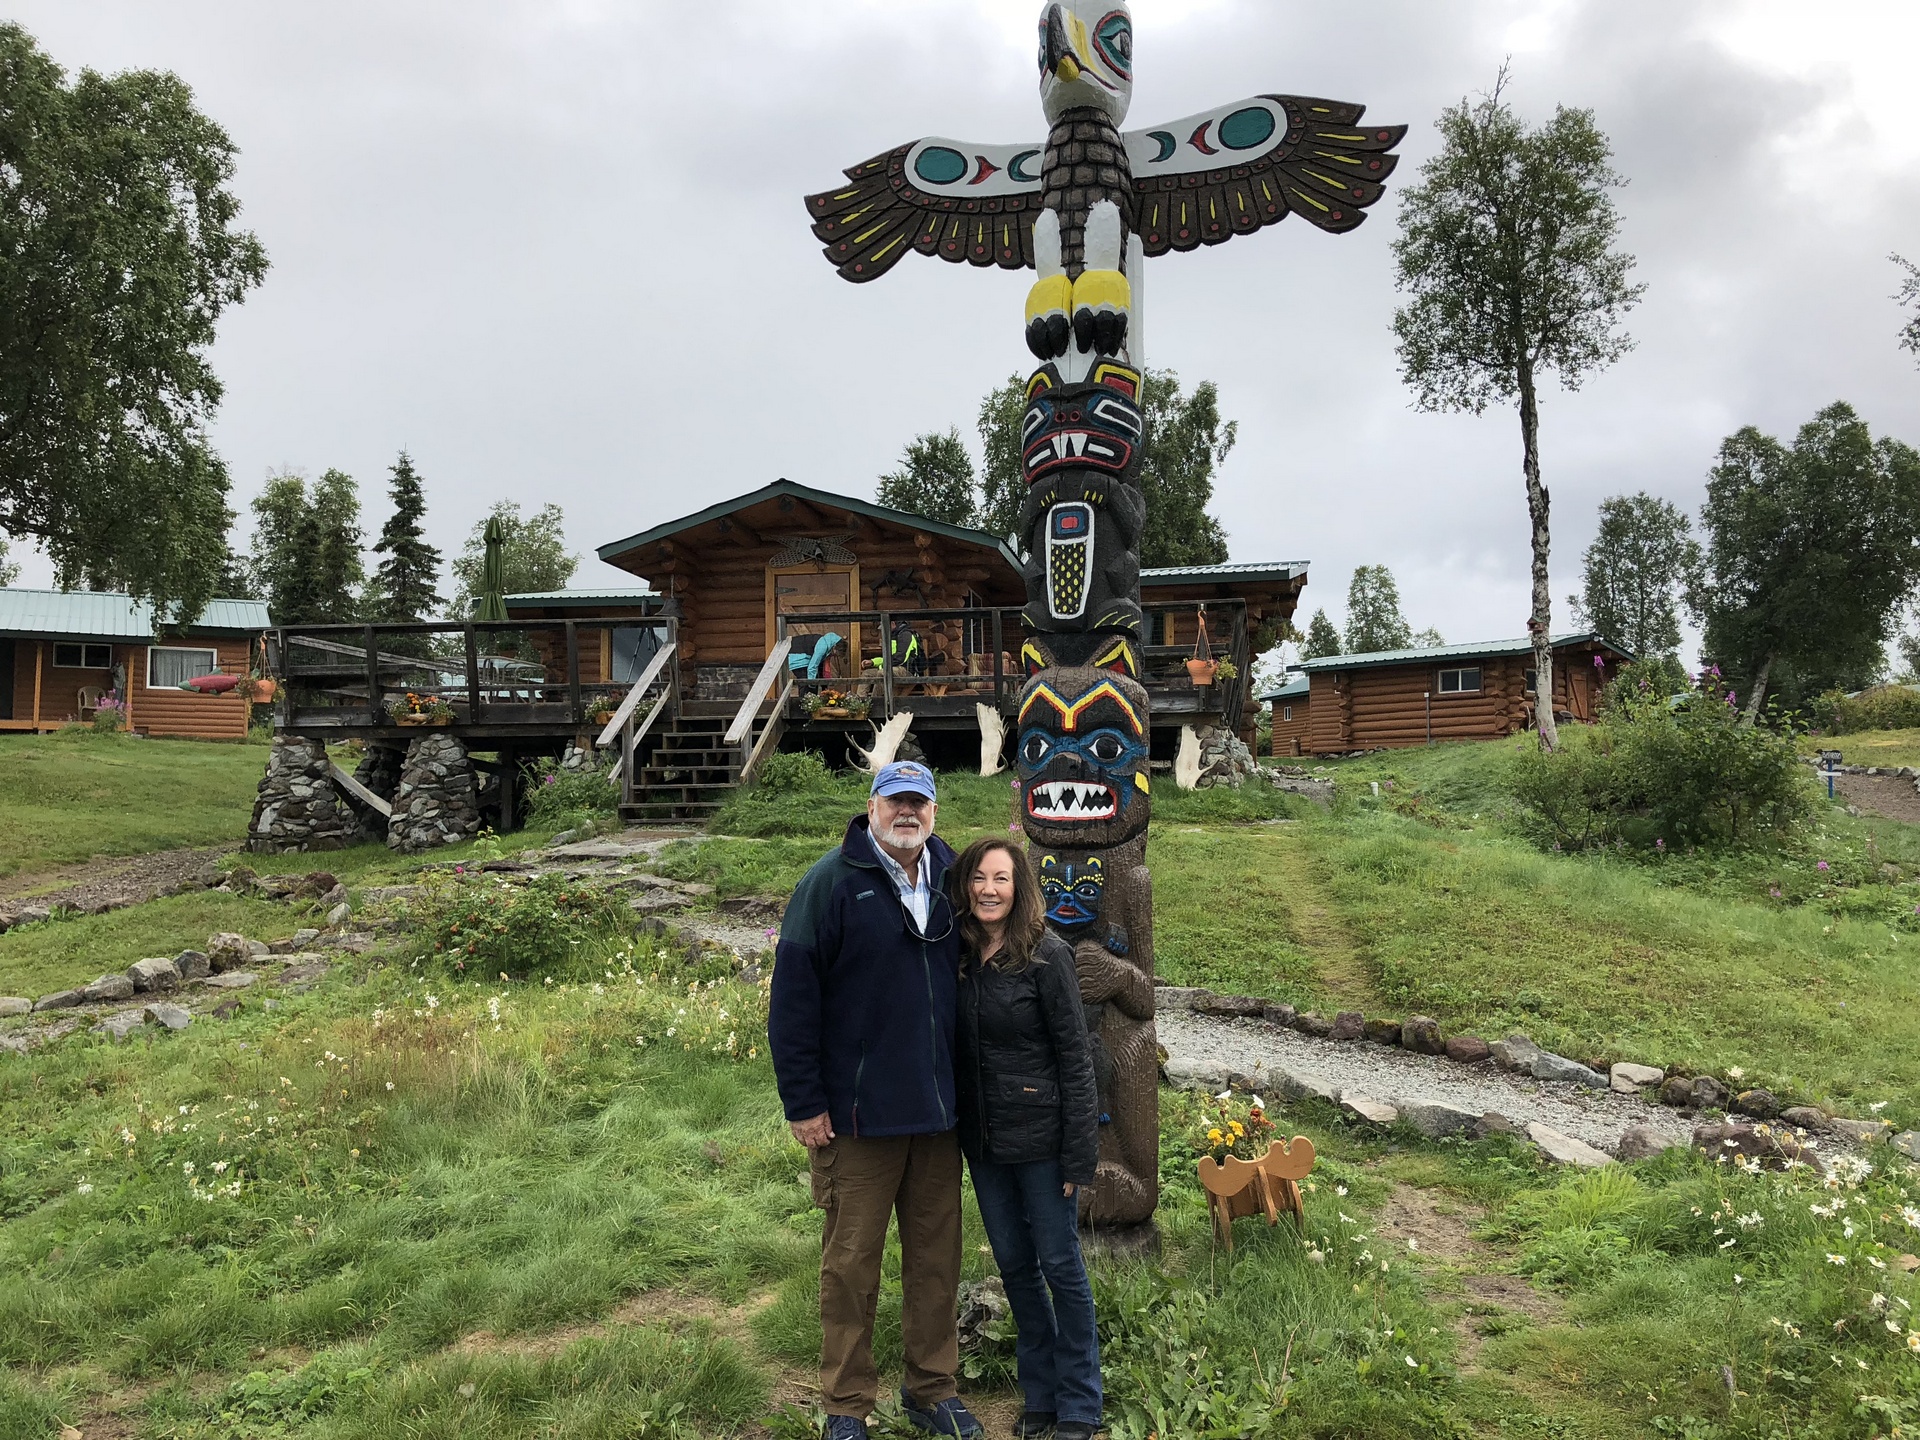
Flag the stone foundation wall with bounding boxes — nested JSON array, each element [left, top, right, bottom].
[[1191, 724, 1259, 788], [247, 738, 362, 852], [695, 664, 759, 702], [387, 732, 482, 853]]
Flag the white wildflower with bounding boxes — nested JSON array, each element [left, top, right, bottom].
[[1735, 1211, 1763, 1229], [76, 1182, 93, 1195], [1828, 1253, 1848, 1266]]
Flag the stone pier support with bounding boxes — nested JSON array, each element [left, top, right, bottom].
[[387, 732, 482, 853], [247, 737, 361, 852]]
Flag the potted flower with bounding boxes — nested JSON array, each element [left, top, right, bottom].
[[390, 692, 455, 726], [1186, 607, 1218, 687], [588, 689, 625, 726], [1193, 1092, 1315, 1251], [805, 688, 869, 721], [238, 673, 278, 704]]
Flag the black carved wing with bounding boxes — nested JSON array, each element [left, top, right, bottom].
[[804, 137, 1046, 283], [1124, 95, 1404, 254]]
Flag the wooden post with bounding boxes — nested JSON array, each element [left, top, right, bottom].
[[32, 641, 42, 732], [666, 617, 681, 717], [621, 710, 636, 808], [991, 608, 1003, 712], [499, 744, 518, 832], [363, 624, 380, 726], [464, 625, 481, 724], [121, 644, 135, 734], [880, 614, 895, 718], [565, 621, 581, 723]]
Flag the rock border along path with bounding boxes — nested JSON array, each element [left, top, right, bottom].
[[1157, 1003, 1696, 1156]]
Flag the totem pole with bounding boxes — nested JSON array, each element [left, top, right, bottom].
[[805, 3, 1402, 1228]]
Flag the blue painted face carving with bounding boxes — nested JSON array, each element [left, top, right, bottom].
[[1041, 853, 1105, 927]]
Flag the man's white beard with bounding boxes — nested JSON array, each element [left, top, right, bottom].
[[879, 816, 925, 853]]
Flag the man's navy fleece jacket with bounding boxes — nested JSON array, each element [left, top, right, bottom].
[[768, 815, 961, 1137]]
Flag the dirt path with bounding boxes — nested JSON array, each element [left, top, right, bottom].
[[1369, 1183, 1563, 1375], [1834, 773, 1920, 825], [0, 845, 231, 910], [1264, 828, 1378, 1007]]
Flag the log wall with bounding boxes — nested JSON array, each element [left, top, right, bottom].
[[1269, 696, 1311, 757], [1305, 645, 1617, 755], [130, 638, 255, 739]]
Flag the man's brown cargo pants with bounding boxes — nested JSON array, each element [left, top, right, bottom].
[[809, 1130, 963, 1418]]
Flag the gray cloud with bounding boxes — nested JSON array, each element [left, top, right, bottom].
[[8, 0, 1918, 660]]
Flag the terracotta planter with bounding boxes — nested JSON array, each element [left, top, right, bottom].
[[1197, 1135, 1316, 1251], [812, 707, 856, 720], [242, 677, 277, 704], [1186, 658, 1219, 687], [396, 713, 451, 727]]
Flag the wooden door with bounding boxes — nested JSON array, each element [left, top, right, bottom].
[[0, 640, 12, 720], [768, 565, 860, 668]]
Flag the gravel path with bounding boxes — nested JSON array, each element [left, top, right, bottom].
[[0, 845, 232, 911], [1157, 1008, 1697, 1154]]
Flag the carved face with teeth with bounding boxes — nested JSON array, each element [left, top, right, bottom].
[[1016, 665, 1150, 848]]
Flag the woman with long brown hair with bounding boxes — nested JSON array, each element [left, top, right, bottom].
[[948, 837, 1102, 1439]]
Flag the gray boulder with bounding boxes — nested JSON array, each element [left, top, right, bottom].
[[1779, 1106, 1827, 1131], [1490, 1033, 1543, 1073], [143, 1002, 191, 1031], [325, 902, 352, 927], [33, 989, 83, 1011], [1690, 1076, 1729, 1110], [1163, 1056, 1229, 1091], [94, 1011, 148, 1044], [1610, 1062, 1664, 1093], [1150, 987, 1204, 1011], [0, 996, 33, 1017], [1473, 1111, 1525, 1139], [1892, 1131, 1920, 1161], [1362, 1018, 1403, 1046], [1616, 1125, 1679, 1161], [1402, 1016, 1444, 1055], [1400, 1100, 1479, 1138], [1192, 992, 1265, 1019], [1830, 1117, 1892, 1145], [1658, 1075, 1695, 1108], [1532, 1052, 1608, 1088], [1330, 1010, 1366, 1041], [1527, 1122, 1614, 1167], [1293, 1011, 1333, 1038], [200, 972, 257, 990], [1732, 1088, 1780, 1120], [1341, 1093, 1399, 1126], [206, 933, 254, 972], [126, 957, 181, 993], [1262, 1001, 1298, 1027], [173, 950, 211, 982], [82, 974, 135, 1003]]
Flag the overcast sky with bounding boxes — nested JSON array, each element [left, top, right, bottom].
[[8, 0, 1920, 659]]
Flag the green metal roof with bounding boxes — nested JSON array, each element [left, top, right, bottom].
[[596, 478, 1024, 574], [501, 587, 659, 610], [1140, 561, 1309, 587], [0, 588, 269, 641], [1257, 675, 1311, 702], [1300, 632, 1631, 674]]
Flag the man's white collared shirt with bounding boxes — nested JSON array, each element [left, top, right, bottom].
[[869, 830, 931, 932]]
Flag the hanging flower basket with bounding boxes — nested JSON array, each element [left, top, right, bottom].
[[1185, 658, 1219, 687], [238, 675, 277, 704], [1186, 604, 1218, 687]]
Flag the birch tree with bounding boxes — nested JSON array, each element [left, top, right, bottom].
[[1392, 69, 1642, 748]]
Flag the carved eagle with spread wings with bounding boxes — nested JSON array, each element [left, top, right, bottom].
[[804, 2, 1405, 285]]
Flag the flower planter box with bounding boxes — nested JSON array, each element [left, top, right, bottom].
[[1196, 1135, 1316, 1251], [395, 714, 452, 727]]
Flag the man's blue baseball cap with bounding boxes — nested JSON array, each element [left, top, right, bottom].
[[871, 760, 936, 801]]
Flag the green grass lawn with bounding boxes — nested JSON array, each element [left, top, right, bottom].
[[0, 729, 269, 880], [9, 740, 1920, 1435], [1801, 726, 1920, 769]]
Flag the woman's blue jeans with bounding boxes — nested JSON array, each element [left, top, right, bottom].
[[968, 1156, 1102, 1424]]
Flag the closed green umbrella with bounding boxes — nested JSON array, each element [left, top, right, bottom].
[[474, 515, 511, 623]]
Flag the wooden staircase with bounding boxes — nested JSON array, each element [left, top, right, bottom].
[[618, 704, 741, 823]]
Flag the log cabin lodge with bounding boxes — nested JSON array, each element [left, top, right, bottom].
[[270, 479, 1310, 821], [1264, 633, 1630, 757], [0, 590, 268, 739]]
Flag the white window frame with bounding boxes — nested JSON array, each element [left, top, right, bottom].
[[148, 645, 219, 689], [1282, 704, 1294, 721], [1436, 666, 1482, 695], [53, 642, 114, 669]]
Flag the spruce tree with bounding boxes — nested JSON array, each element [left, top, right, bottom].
[[1300, 608, 1343, 659], [368, 451, 444, 625]]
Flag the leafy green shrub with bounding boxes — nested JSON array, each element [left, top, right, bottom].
[[410, 872, 632, 978], [1510, 672, 1815, 850], [1816, 684, 1920, 734], [752, 749, 835, 794], [524, 758, 618, 829]]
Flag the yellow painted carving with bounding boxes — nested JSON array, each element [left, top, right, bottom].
[[1026, 273, 1073, 322], [1071, 269, 1130, 313]]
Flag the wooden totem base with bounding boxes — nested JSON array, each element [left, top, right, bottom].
[[1197, 1136, 1316, 1252]]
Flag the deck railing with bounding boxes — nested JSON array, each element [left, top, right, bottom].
[[266, 617, 678, 737]]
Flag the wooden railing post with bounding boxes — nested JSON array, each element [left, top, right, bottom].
[[565, 620, 581, 724], [991, 608, 1004, 712], [880, 618, 895, 719], [465, 625, 481, 723], [667, 617, 681, 718], [622, 710, 635, 807], [363, 624, 380, 725]]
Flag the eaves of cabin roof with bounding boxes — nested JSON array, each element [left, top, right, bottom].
[[1300, 632, 1632, 673], [0, 588, 268, 641]]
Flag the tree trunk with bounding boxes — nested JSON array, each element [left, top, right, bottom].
[[1519, 362, 1557, 750], [1741, 653, 1774, 726]]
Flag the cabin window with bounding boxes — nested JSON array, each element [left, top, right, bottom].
[[53, 643, 113, 669], [1524, 668, 1538, 695], [1282, 705, 1294, 721], [148, 646, 218, 689], [1436, 666, 1482, 695], [609, 625, 661, 683]]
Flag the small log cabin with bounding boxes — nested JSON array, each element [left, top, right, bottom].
[[1294, 633, 1629, 755], [1262, 672, 1311, 757], [0, 589, 269, 739]]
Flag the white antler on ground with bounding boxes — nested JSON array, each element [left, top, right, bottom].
[[850, 711, 915, 772], [976, 703, 1006, 776]]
